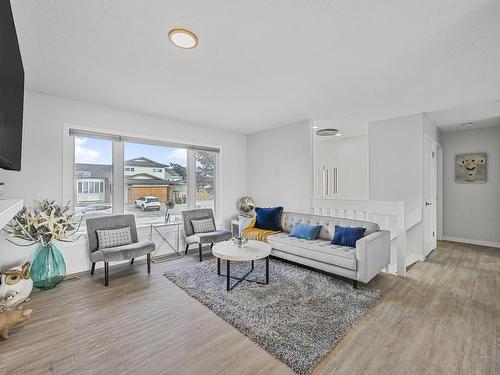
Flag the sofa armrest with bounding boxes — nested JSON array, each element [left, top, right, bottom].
[[355, 230, 391, 283]]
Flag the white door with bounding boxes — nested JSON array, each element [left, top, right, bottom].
[[423, 138, 437, 257]]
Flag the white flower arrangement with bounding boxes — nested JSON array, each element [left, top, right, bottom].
[[3, 199, 80, 246]]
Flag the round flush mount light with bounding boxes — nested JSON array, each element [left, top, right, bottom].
[[168, 28, 198, 49], [316, 128, 341, 137]]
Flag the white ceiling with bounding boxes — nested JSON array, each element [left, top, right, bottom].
[[427, 101, 500, 133], [11, 0, 500, 135]]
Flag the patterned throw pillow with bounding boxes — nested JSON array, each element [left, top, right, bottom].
[[96, 227, 133, 249], [191, 218, 216, 233]]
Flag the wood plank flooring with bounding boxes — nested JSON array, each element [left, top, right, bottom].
[[0, 241, 498, 375]]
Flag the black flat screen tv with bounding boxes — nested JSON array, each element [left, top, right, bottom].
[[0, 0, 24, 171]]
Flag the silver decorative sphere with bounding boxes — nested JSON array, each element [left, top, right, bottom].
[[237, 196, 255, 215]]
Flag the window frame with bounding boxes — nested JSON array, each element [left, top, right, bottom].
[[63, 124, 221, 229]]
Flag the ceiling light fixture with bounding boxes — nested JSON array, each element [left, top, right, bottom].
[[462, 122, 474, 127], [316, 128, 341, 137], [168, 28, 198, 49]]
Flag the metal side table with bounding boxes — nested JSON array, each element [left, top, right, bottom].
[[149, 221, 183, 263]]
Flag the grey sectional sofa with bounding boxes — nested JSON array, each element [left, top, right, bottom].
[[266, 212, 390, 286]]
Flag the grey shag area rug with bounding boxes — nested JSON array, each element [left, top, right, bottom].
[[164, 259, 380, 375]]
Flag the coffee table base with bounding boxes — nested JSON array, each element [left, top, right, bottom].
[[217, 257, 269, 291]]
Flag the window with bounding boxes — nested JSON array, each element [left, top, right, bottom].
[[124, 142, 188, 226], [195, 150, 216, 211], [71, 130, 218, 229], [73, 136, 113, 227]]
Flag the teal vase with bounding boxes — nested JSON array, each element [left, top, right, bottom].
[[31, 242, 66, 290]]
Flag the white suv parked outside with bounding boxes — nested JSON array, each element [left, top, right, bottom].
[[134, 196, 161, 211]]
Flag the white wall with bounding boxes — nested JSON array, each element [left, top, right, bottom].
[[247, 120, 313, 214], [442, 126, 500, 246], [0, 91, 247, 273], [423, 113, 442, 145], [369, 113, 429, 264], [369, 114, 424, 211]]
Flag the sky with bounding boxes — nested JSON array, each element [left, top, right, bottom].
[[74, 137, 187, 166]]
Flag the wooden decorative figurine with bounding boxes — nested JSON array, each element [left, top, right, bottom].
[[0, 306, 32, 339]]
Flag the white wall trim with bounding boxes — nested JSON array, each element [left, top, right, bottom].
[[406, 253, 424, 266], [441, 236, 500, 249]]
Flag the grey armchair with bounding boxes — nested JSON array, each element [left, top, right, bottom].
[[86, 214, 155, 286], [182, 209, 232, 262]]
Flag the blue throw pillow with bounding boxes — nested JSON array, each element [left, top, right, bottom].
[[331, 226, 366, 248], [289, 223, 322, 240], [254, 206, 284, 231]]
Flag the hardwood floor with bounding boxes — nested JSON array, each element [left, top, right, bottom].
[[0, 241, 498, 375]]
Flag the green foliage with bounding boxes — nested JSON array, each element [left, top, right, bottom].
[[195, 150, 216, 194], [168, 163, 187, 181]]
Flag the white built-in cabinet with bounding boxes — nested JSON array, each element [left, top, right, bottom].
[[313, 135, 369, 200]]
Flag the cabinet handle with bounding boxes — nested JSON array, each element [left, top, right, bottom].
[[334, 167, 338, 195], [325, 168, 329, 196]]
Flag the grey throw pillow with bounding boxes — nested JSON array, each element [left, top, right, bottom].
[[96, 227, 133, 249], [191, 218, 216, 233]]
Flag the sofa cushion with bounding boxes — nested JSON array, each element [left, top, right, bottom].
[[289, 223, 322, 240], [89, 240, 155, 262], [255, 206, 284, 231], [332, 226, 366, 248], [267, 233, 357, 270], [186, 229, 232, 244]]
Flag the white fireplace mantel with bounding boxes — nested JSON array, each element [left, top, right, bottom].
[[0, 199, 23, 230]]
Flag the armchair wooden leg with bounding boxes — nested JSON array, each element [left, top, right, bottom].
[[185, 244, 189, 255], [199, 243, 203, 262], [210, 243, 214, 250], [90, 262, 95, 275], [147, 253, 151, 274], [104, 262, 109, 286], [353, 280, 358, 289], [130, 258, 134, 265]]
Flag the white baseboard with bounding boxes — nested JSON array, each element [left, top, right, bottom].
[[406, 253, 424, 266], [441, 236, 500, 249]]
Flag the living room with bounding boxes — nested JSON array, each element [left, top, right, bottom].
[[0, 1, 498, 374]]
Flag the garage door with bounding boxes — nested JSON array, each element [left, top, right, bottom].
[[128, 186, 169, 204]]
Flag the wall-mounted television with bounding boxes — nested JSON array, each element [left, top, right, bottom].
[[0, 0, 24, 171]]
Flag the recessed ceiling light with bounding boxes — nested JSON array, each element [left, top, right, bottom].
[[168, 28, 198, 49]]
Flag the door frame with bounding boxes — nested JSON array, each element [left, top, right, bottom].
[[423, 136, 439, 258], [436, 144, 443, 241]]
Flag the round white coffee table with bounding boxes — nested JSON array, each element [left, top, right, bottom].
[[212, 240, 272, 291]]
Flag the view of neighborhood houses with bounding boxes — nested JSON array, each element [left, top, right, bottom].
[[73, 137, 216, 226]]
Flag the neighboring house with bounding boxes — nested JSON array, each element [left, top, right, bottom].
[[124, 157, 182, 182], [165, 167, 181, 182], [75, 164, 112, 206], [125, 173, 171, 204], [76, 157, 187, 207], [124, 157, 186, 204]]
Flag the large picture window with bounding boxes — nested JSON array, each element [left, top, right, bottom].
[[73, 136, 113, 227], [71, 130, 218, 229]]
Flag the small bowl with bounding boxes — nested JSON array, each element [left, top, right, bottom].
[[232, 236, 249, 248]]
